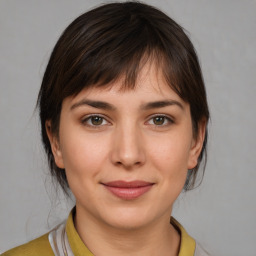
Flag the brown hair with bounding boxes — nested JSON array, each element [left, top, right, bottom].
[[38, 1, 209, 194]]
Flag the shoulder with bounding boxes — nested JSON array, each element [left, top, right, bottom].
[[1, 233, 54, 256]]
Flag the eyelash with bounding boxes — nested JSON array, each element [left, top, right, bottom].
[[81, 114, 174, 128]]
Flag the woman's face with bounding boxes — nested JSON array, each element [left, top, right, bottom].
[[48, 62, 204, 230]]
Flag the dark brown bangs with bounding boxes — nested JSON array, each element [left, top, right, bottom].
[[57, 17, 167, 97]]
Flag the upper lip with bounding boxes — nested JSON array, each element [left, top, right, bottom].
[[102, 180, 154, 188]]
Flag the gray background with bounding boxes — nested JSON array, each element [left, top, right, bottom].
[[0, 0, 255, 255]]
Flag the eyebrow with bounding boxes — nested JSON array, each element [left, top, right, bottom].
[[70, 99, 184, 111], [70, 99, 116, 110], [140, 100, 184, 110]]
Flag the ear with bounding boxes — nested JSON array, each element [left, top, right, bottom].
[[187, 120, 206, 170], [45, 120, 65, 169]]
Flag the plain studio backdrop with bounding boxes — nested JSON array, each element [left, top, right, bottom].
[[0, 0, 255, 255]]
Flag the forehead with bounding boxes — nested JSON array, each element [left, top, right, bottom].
[[68, 61, 183, 104], [61, 61, 190, 117]]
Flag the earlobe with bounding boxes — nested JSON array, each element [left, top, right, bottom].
[[187, 121, 206, 170], [45, 121, 65, 169]]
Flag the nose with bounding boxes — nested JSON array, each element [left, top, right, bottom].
[[110, 124, 146, 169]]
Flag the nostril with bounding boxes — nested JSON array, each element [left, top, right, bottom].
[[114, 160, 142, 169]]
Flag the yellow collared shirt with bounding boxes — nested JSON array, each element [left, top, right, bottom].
[[2, 211, 196, 256]]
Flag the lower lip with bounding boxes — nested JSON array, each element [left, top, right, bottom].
[[104, 185, 153, 200]]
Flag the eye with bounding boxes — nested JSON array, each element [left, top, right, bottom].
[[82, 115, 109, 127], [147, 115, 173, 126]]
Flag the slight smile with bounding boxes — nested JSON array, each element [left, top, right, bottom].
[[102, 180, 155, 200]]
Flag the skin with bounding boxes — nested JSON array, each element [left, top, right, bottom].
[[47, 62, 205, 256]]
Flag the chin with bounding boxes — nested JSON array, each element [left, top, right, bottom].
[[100, 206, 158, 231]]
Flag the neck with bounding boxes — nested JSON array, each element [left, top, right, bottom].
[[74, 207, 180, 256]]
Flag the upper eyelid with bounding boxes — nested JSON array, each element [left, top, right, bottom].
[[81, 114, 111, 124], [82, 113, 108, 119], [147, 113, 174, 120]]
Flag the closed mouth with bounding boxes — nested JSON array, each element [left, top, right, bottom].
[[102, 180, 154, 200]]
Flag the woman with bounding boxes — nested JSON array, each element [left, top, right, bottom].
[[2, 2, 210, 255]]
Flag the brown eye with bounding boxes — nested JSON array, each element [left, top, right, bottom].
[[90, 116, 103, 125], [82, 115, 108, 127], [147, 115, 173, 127], [153, 116, 165, 125]]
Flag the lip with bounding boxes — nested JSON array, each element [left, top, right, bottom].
[[102, 180, 154, 200]]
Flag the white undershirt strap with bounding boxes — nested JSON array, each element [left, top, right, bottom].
[[48, 222, 74, 256]]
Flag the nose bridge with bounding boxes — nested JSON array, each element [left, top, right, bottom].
[[111, 119, 145, 168]]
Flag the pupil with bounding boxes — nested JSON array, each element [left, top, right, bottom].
[[92, 116, 103, 125], [154, 116, 164, 125]]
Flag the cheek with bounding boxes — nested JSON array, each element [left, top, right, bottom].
[[59, 128, 110, 183], [147, 130, 192, 186], [150, 133, 191, 168], [60, 132, 112, 203]]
